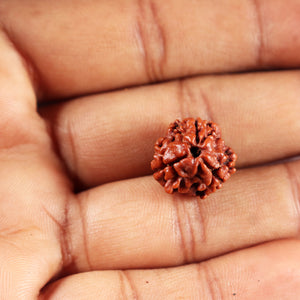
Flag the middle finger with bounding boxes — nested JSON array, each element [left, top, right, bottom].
[[41, 71, 300, 188]]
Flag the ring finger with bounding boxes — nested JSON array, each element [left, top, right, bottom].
[[55, 159, 300, 273]]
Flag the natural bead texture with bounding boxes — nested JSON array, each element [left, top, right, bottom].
[[151, 118, 237, 199]]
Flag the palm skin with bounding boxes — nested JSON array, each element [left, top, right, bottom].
[[0, 1, 300, 299]]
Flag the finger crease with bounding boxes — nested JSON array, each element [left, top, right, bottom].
[[250, 0, 265, 67], [149, 0, 167, 79], [199, 263, 224, 300], [135, 0, 167, 82], [176, 79, 188, 119], [284, 164, 300, 235], [195, 199, 207, 244], [198, 87, 214, 121], [172, 197, 189, 263], [176, 79, 214, 121], [188, 213, 197, 262], [42, 196, 76, 273], [118, 271, 127, 300], [60, 195, 77, 273], [184, 202, 196, 262], [0, 236, 23, 251], [176, 79, 198, 119], [120, 270, 139, 300], [76, 193, 92, 271], [66, 118, 79, 183]]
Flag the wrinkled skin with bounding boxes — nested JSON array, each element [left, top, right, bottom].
[[0, 1, 300, 299]]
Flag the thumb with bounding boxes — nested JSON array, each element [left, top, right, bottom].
[[0, 26, 39, 147], [0, 27, 66, 299]]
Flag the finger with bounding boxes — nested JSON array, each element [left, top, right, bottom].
[[62, 159, 300, 273], [2, 0, 300, 99], [41, 71, 300, 187], [0, 28, 52, 298], [0, 28, 71, 298], [40, 239, 300, 300]]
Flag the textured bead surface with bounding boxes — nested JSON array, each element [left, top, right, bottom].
[[151, 118, 237, 199]]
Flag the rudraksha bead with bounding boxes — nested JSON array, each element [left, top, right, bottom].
[[151, 118, 237, 199]]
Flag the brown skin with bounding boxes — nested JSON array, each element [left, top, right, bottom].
[[0, 0, 300, 299]]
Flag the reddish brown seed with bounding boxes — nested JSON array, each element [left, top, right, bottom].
[[151, 118, 237, 199]]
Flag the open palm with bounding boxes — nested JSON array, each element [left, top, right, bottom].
[[0, 1, 300, 299]]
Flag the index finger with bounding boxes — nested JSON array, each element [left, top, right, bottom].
[[1, 0, 300, 100]]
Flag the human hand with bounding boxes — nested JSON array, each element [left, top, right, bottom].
[[0, 1, 300, 299]]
